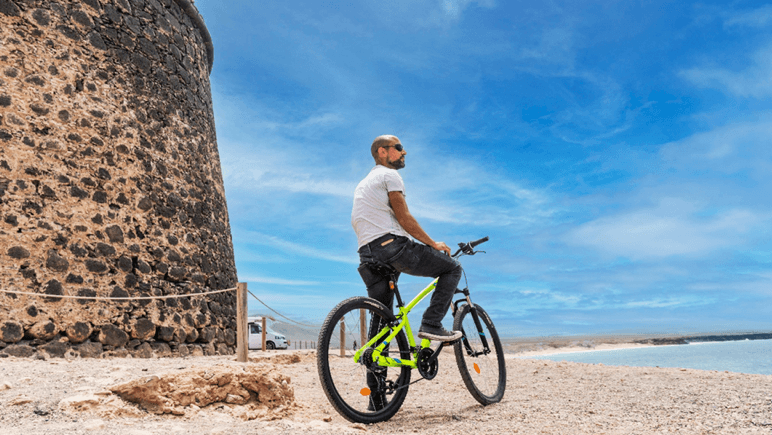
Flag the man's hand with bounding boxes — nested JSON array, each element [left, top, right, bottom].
[[432, 241, 451, 256]]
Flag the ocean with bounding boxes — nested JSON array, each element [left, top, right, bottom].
[[522, 338, 772, 375]]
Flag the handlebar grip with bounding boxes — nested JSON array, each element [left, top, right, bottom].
[[469, 236, 489, 248]]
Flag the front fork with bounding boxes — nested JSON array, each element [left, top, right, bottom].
[[452, 287, 491, 356]]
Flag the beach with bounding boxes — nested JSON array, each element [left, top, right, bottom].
[[1, 346, 771, 434]]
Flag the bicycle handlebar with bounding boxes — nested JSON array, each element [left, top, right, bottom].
[[452, 236, 489, 257], [469, 236, 489, 248]]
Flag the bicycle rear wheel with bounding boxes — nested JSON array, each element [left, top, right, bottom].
[[317, 297, 412, 423], [453, 303, 506, 404]]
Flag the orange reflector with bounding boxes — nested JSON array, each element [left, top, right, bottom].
[[360, 387, 371, 396], [474, 363, 480, 374]]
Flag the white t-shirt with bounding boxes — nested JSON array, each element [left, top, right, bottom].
[[351, 165, 410, 248]]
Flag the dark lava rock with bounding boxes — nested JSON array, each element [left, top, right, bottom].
[[95, 242, 116, 257], [65, 274, 84, 284], [117, 256, 133, 272], [216, 343, 232, 356], [92, 191, 107, 203], [40, 341, 68, 358], [70, 185, 88, 199], [27, 320, 57, 340], [133, 342, 153, 358], [98, 324, 129, 348], [224, 328, 236, 346], [157, 326, 175, 342], [151, 342, 171, 357], [76, 289, 97, 305], [7, 246, 30, 259], [85, 259, 108, 273], [199, 327, 216, 343], [167, 266, 187, 282], [77, 341, 103, 358], [203, 342, 217, 356], [132, 318, 155, 340], [32, 9, 50, 26], [66, 322, 92, 344], [3, 344, 34, 358], [105, 225, 124, 243], [0, 0, 21, 17], [124, 273, 138, 287], [44, 279, 64, 302], [185, 328, 199, 343], [136, 259, 151, 274], [110, 286, 129, 299], [0, 321, 23, 343], [45, 250, 69, 272], [178, 344, 190, 357]]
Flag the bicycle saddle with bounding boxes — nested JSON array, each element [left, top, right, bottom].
[[363, 260, 397, 277]]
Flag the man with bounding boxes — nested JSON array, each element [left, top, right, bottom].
[[352, 135, 462, 341]]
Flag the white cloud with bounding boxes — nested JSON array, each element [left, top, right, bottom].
[[223, 155, 356, 198], [723, 5, 772, 29], [565, 198, 763, 259], [622, 297, 708, 309], [680, 45, 772, 98], [404, 154, 558, 228], [235, 230, 359, 264], [659, 117, 772, 176], [437, 0, 496, 20]]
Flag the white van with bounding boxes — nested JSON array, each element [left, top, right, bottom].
[[247, 317, 288, 350]]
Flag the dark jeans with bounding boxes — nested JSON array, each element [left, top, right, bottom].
[[357, 234, 462, 328]]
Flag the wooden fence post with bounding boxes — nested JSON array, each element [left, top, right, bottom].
[[340, 320, 345, 357], [261, 316, 267, 351], [236, 283, 248, 362], [360, 309, 366, 351]]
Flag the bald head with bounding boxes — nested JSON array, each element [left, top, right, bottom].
[[371, 135, 399, 162]]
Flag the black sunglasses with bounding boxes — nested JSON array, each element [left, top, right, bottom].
[[383, 144, 404, 152]]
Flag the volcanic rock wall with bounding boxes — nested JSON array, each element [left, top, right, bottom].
[[0, 0, 238, 358]]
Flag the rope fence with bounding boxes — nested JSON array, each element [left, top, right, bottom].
[[247, 290, 319, 350], [0, 281, 321, 360], [0, 287, 237, 300]]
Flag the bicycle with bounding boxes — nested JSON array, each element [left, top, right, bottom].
[[316, 236, 506, 423]]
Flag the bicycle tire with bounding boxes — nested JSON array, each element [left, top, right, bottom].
[[453, 303, 506, 404], [317, 296, 412, 423]]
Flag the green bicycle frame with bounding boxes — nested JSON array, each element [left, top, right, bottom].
[[353, 278, 440, 369]]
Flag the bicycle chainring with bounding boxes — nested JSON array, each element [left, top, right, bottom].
[[416, 348, 438, 380]]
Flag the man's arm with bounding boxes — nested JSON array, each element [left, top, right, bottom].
[[388, 191, 451, 255]]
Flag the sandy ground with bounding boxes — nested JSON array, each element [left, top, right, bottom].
[[1, 348, 771, 435]]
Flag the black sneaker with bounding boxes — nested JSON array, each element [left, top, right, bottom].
[[417, 325, 462, 342]]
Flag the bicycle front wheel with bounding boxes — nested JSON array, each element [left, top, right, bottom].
[[317, 297, 412, 424], [453, 303, 506, 405]]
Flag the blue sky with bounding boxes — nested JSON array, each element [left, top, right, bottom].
[[195, 0, 772, 337]]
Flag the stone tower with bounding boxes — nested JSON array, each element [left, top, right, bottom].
[[0, 0, 238, 358]]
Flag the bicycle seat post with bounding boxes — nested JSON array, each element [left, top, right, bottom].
[[389, 275, 405, 308]]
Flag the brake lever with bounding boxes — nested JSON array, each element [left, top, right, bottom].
[[459, 243, 475, 255]]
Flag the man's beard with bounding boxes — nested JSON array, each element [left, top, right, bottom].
[[389, 156, 405, 169]]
